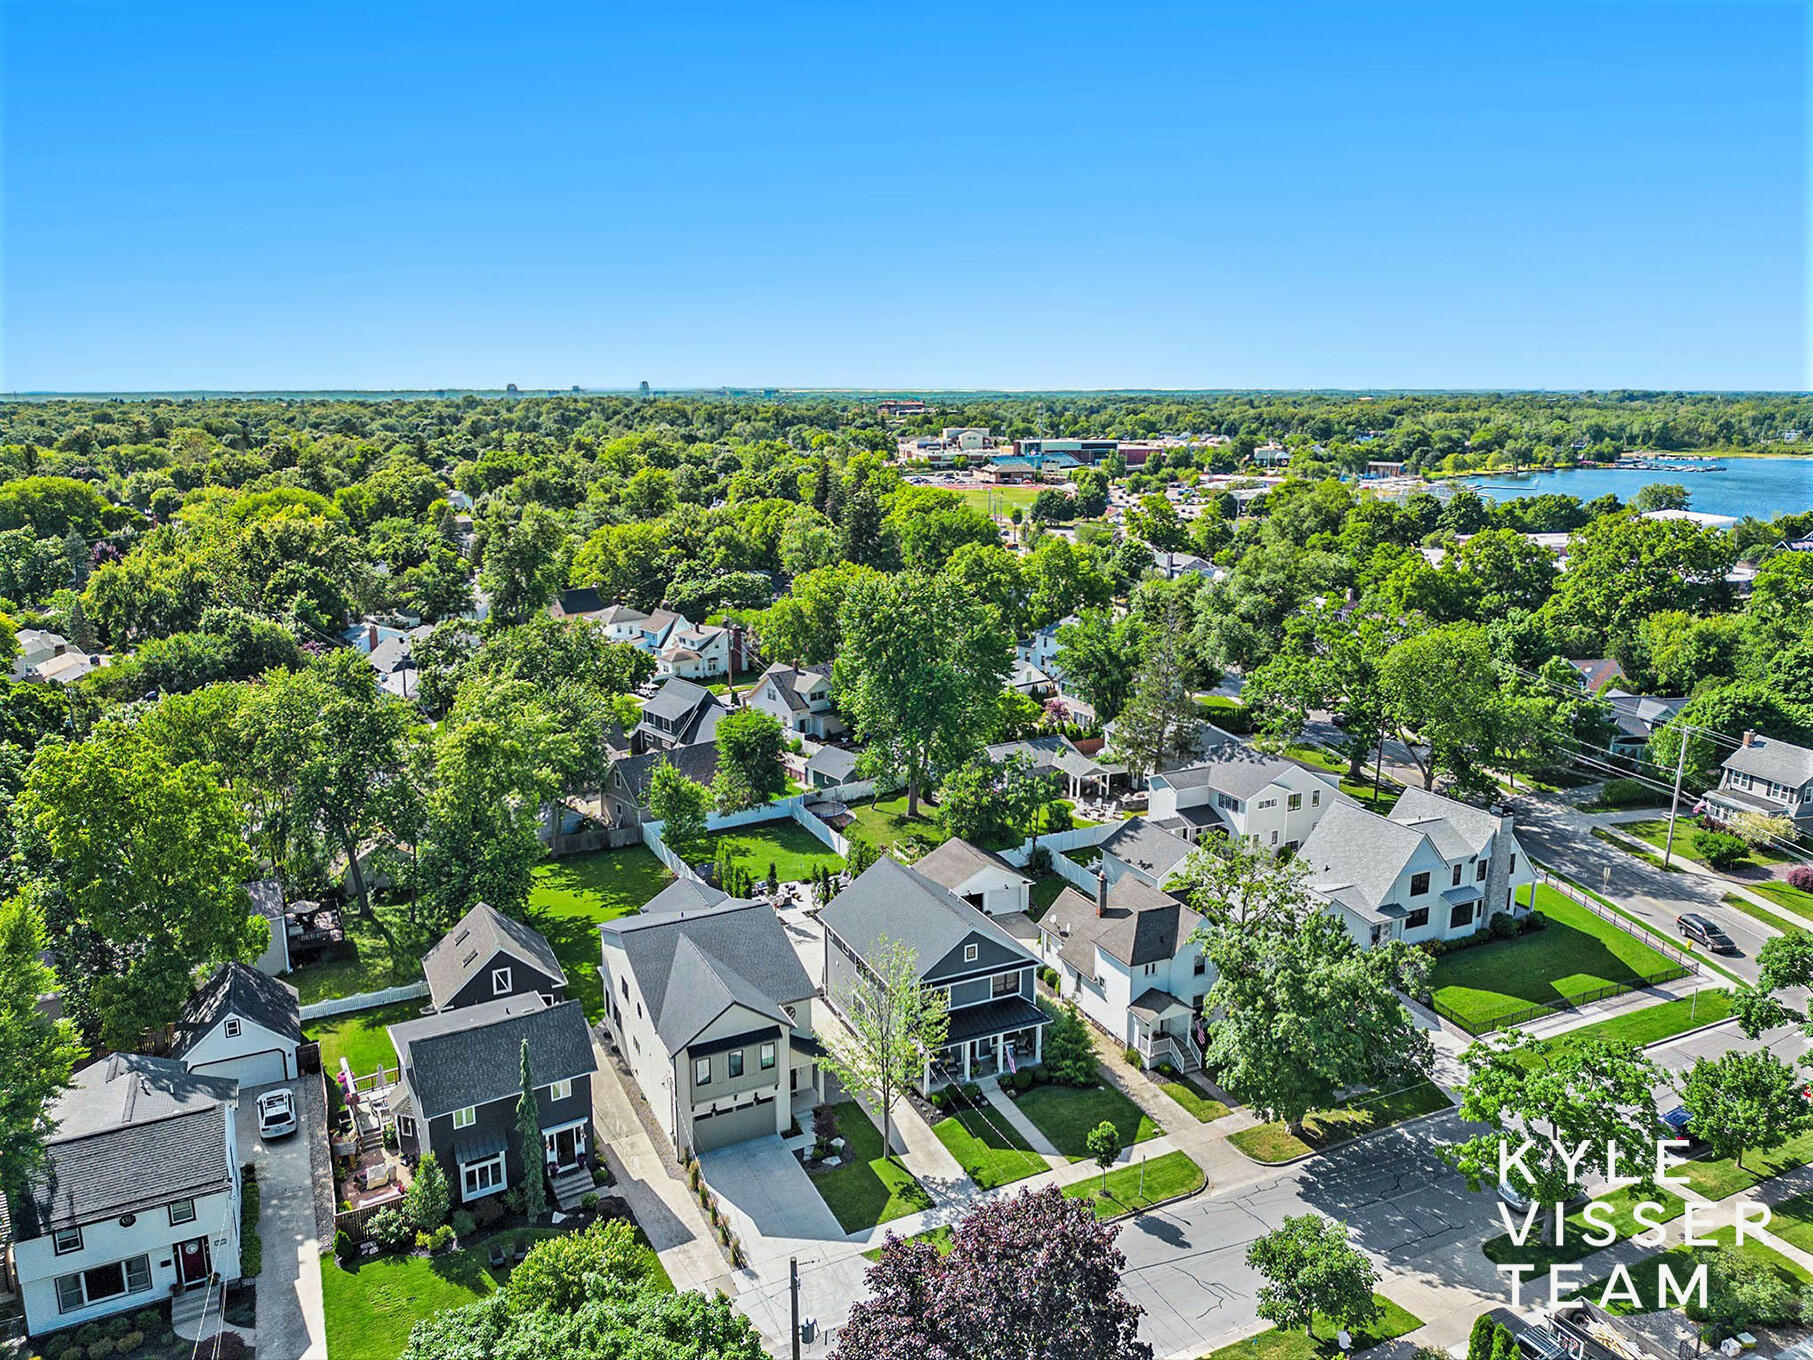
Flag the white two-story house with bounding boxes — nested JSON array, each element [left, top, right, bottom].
[[1038, 873, 1209, 1072], [5, 1055, 242, 1337], [1147, 746, 1349, 852], [747, 662, 846, 740], [1704, 731, 1813, 829], [1296, 787, 1535, 948], [600, 883, 822, 1155]]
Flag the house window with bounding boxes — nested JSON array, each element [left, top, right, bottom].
[[1451, 864, 1463, 888], [224, 1018, 241, 1039], [548, 1078, 572, 1101], [492, 967, 513, 995], [964, 943, 978, 963], [397, 1115, 417, 1138], [1143, 963, 1157, 976], [1288, 793, 1302, 811], [453, 1106, 476, 1129], [53, 1226, 83, 1255], [1193, 956, 1207, 975], [1477, 859, 1488, 881], [1508, 854, 1517, 874], [992, 972, 1017, 998], [760, 1043, 776, 1070], [167, 1199, 196, 1227], [695, 1057, 711, 1086], [1311, 790, 1320, 807], [1405, 907, 1430, 930], [1270, 830, 1278, 846], [462, 1155, 506, 1200], [1449, 902, 1474, 930], [620, 979, 629, 1000], [1410, 872, 1430, 897], [727, 1051, 745, 1079], [55, 1256, 151, 1314]]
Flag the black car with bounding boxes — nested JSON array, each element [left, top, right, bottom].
[[1677, 912, 1737, 953]]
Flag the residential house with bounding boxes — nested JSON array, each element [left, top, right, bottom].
[[655, 622, 736, 681], [748, 663, 846, 740], [599, 896, 821, 1155], [604, 741, 719, 828], [1097, 817, 1195, 892], [1038, 874, 1208, 1069], [985, 733, 1125, 802], [1146, 745, 1349, 852], [11, 629, 109, 685], [819, 857, 1049, 1088], [1599, 691, 1686, 758], [549, 588, 618, 625], [1296, 787, 1535, 948], [911, 838, 1031, 916], [389, 997, 598, 1207], [170, 963, 302, 1088], [1151, 551, 1223, 583], [1568, 658, 1628, 695], [804, 744, 860, 790], [633, 678, 728, 753], [365, 626, 432, 699], [1007, 657, 1057, 699], [422, 902, 568, 1012], [4, 1055, 242, 1336], [1704, 730, 1813, 828], [1016, 615, 1078, 678]]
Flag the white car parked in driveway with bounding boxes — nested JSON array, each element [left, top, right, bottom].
[[257, 1087, 298, 1139]]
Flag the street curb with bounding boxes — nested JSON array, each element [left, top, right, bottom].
[[1225, 1102, 1459, 1169], [1088, 1171, 1211, 1222], [1640, 1013, 1740, 1051]]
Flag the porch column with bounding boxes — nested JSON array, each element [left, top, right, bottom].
[[963, 1045, 971, 1081], [1033, 1026, 1043, 1064], [995, 1035, 1004, 1072]]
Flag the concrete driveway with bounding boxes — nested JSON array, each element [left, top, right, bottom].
[[235, 1081, 326, 1360], [702, 1136, 847, 1279]]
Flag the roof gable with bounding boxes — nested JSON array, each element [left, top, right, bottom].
[[422, 902, 567, 1008]]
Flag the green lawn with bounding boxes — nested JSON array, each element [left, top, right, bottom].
[[1524, 990, 1732, 1065], [1029, 875, 1070, 920], [845, 794, 947, 855], [1014, 1080, 1162, 1162], [1681, 1123, 1813, 1200], [1201, 1295, 1423, 1360], [528, 846, 673, 1021], [705, 666, 764, 695], [1746, 1188, 1813, 1255], [1572, 1224, 1809, 1315], [289, 899, 436, 1007], [700, 820, 845, 882], [863, 1224, 955, 1262], [320, 1227, 668, 1360], [1160, 1075, 1232, 1123], [1619, 818, 1802, 869], [1724, 891, 1808, 936], [1482, 1185, 1685, 1273], [1063, 1149, 1204, 1220], [1591, 826, 1682, 872], [309, 999, 426, 1081], [956, 485, 1045, 512], [1427, 886, 1685, 1032], [1751, 880, 1813, 922], [930, 1105, 1047, 1190], [1229, 1082, 1451, 1163], [806, 1101, 934, 1233]]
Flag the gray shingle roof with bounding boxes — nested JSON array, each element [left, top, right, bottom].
[[642, 677, 718, 723], [174, 961, 302, 1050], [1156, 743, 1299, 801], [1099, 818, 1194, 883], [804, 745, 859, 781], [612, 742, 720, 809], [641, 878, 731, 914], [1390, 786, 1502, 860], [1296, 802, 1428, 922], [389, 997, 596, 1119], [910, 838, 1027, 894], [422, 902, 567, 1008], [6, 1055, 237, 1239], [818, 857, 1037, 975], [1040, 875, 1199, 968], [1724, 735, 1813, 790], [604, 901, 814, 1055], [246, 878, 285, 922]]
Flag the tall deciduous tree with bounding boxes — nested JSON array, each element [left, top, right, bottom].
[[836, 1186, 1152, 1360], [18, 721, 264, 1047], [821, 938, 948, 1160], [480, 505, 567, 625], [711, 707, 787, 813], [0, 893, 81, 1197], [647, 759, 709, 856], [1053, 610, 1143, 724], [1247, 1214, 1381, 1336], [1377, 621, 1509, 791], [1111, 596, 1204, 779], [1680, 1049, 1812, 1170], [834, 572, 1011, 817]]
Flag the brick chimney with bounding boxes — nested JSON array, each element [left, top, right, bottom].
[[1095, 872, 1108, 918], [1743, 729, 1757, 747], [367, 622, 378, 650]]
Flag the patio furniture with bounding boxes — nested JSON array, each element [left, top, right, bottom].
[[359, 1161, 395, 1191], [488, 1245, 507, 1268], [511, 1241, 528, 1263]]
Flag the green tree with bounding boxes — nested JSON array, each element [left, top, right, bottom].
[[1680, 1050, 1812, 1170], [1631, 482, 1690, 513], [480, 505, 566, 624], [1111, 596, 1205, 779], [648, 759, 709, 857], [711, 707, 787, 813], [1377, 622, 1512, 792], [0, 893, 81, 1198], [503, 1220, 656, 1315], [1246, 1214, 1381, 1336], [404, 1151, 450, 1231], [516, 1040, 548, 1221], [1053, 610, 1143, 724], [1085, 1120, 1122, 1192], [18, 721, 264, 1046], [821, 938, 948, 1160], [834, 572, 1011, 817], [1125, 494, 1186, 551]]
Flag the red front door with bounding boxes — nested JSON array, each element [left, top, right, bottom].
[[177, 1236, 210, 1288]]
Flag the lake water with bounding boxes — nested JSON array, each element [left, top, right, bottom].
[[1457, 457, 1813, 521]]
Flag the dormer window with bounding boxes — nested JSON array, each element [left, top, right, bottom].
[[492, 967, 512, 995]]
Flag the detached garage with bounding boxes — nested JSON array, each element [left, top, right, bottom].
[[173, 961, 303, 1090]]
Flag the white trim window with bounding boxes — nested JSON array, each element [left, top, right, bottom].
[[55, 1255, 152, 1314], [694, 1056, 711, 1086], [760, 1042, 776, 1071], [461, 1154, 507, 1200], [963, 943, 978, 963], [491, 966, 513, 996], [452, 1106, 476, 1129], [547, 1078, 572, 1101], [53, 1225, 83, 1255], [224, 1018, 242, 1039], [396, 1115, 417, 1138], [167, 1199, 197, 1227]]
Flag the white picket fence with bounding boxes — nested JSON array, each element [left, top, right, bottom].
[[299, 981, 430, 1022]]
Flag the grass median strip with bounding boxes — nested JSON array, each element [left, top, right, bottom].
[[1518, 990, 1732, 1067], [807, 1100, 934, 1232], [1200, 1295, 1422, 1360], [1571, 1224, 1809, 1315], [1681, 1124, 1813, 1201], [1723, 891, 1808, 937], [1062, 1149, 1205, 1221], [1229, 1081, 1451, 1163]]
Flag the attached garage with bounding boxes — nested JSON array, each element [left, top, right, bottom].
[[189, 1046, 292, 1089], [689, 1098, 778, 1153]]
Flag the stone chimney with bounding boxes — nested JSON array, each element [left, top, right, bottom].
[[1095, 872, 1108, 918], [1484, 807, 1517, 923]]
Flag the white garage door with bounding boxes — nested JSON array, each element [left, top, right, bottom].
[[192, 1048, 290, 1089], [690, 1100, 778, 1153]]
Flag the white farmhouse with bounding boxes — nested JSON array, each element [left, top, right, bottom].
[[1147, 747, 1348, 852]]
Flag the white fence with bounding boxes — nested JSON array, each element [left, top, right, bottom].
[[640, 819, 706, 883], [299, 981, 430, 1023], [1000, 821, 1117, 891]]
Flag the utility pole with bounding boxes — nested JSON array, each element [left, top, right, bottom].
[[790, 1257, 801, 1360], [1661, 727, 1690, 870]]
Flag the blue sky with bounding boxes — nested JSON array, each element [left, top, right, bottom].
[[3, 1, 1806, 391]]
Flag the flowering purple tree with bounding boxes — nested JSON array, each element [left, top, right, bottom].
[[832, 1186, 1152, 1360]]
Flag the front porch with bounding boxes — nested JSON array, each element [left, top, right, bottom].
[[924, 997, 1050, 1088], [1129, 989, 1204, 1073]]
